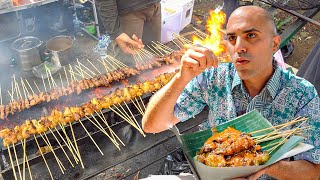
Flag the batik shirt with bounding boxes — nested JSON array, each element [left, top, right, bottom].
[[174, 63, 319, 164]]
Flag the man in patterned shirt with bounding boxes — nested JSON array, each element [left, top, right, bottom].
[[142, 5, 319, 180]]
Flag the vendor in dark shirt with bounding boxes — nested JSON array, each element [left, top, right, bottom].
[[96, 0, 161, 65]]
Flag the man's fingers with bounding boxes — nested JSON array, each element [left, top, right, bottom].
[[188, 51, 207, 70], [182, 56, 200, 72], [184, 44, 218, 68]]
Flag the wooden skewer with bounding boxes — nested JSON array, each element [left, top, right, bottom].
[[111, 105, 142, 134], [105, 56, 119, 70], [70, 68, 85, 79], [131, 98, 144, 116], [13, 142, 23, 180], [79, 120, 104, 155], [76, 59, 85, 78], [21, 139, 33, 180], [63, 66, 70, 86], [25, 79, 35, 95], [7, 145, 18, 180], [75, 66, 92, 78], [87, 59, 102, 74], [253, 127, 311, 140], [58, 124, 80, 162], [69, 123, 84, 169], [49, 128, 74, 167], [54, 127, 79, 163], [89, 114, 119, 145], [84, 115, 120, 149], [144, 47, 156, 56], [97, 59, 110, 73], [8, 91, 14, 103], [147, 45, 161, 56], [138, 49, 152, 59], [68, 64, 78, 81], [97, 110, 125, 146], [48, 69, 58, 88], [78, 61, 96, 76], [10, 81, 15, 103], [74, 66, 85, 78], [0, 83, 2, 105], [109, 106, 136, 128], [20, 78, 30, 97], [33, 81, 41, 93], [151, 44, 165, 56], [41, 75, 47, 92], [22, 141, 26, 180], [123, 101, 145, 136], [116, 104, 135, 125], [156, 41, 174, 52], [20, 78, 28, 99], [13, 75, 23, 100], [45, 68, 52, 90], [171, 39, 184, 50], [139, 96, 146, 111], [33, 135, 54, 180], [40, 133, 66, 173], [108, 56, 127, 68], [59, 73, 64, 87], [250, 117, 307, 135]]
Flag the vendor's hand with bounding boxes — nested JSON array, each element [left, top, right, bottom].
[[115, 33, 144, 54], [178, 44, 218, 83]]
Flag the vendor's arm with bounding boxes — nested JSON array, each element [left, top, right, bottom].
[[95, 0, 143, 53], [142, 45, 218, 133]]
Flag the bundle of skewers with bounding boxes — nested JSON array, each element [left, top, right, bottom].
[[0, 70, 177, 180], [196, 116, 311, 167], [0, 47, 179, 120]]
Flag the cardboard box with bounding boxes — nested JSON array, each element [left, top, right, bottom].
[[160, 5, 182, 43]]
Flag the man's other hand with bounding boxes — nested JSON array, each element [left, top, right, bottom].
[[115, 33, 144, 54], [179, 45, 218, 83]]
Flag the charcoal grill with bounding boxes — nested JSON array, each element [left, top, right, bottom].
[[0, 61, 188, 179]]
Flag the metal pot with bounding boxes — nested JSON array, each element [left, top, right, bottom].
[[11, 36, 43, 71], [46, 36, 75, 66]]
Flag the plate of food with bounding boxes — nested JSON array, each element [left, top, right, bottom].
[[176, 110, 314, 180]]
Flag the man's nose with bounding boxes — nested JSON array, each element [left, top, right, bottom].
[[235, 37, 247, 53]]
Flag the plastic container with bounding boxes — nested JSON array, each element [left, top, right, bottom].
[[160, 6, 183, 43], [92, 34, 111, 58]]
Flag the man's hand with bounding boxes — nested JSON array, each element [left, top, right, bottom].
[[179, 45, 218, 83], [233, 160, 320, 180], [115, 33, 144, 54]]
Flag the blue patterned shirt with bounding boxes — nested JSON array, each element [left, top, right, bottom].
[[174, 63, 320, 164]]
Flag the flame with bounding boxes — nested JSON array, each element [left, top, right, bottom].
[[192, 9, 226, 56]]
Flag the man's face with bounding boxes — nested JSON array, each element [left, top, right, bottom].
[[225, 9, 280, 81]]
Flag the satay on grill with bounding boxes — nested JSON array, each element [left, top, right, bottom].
[[197, 127, 270, 167], [0, 71, 178, 147]]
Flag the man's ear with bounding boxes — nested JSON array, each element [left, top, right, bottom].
[[272, 35, 281, 53]]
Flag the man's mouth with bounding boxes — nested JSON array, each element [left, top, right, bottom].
[[235, 57, 249, 65]]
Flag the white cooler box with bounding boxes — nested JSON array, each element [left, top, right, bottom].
[[160, 6, 183, 43]]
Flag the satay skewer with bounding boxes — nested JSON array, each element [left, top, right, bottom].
[[156, 41, 175, 52], [21, 139, 33, 180], [250, 117, 307, 135], [20, 78, 28, 99], [7, 145, 18, 180], [0, 83, 2, 105], [69, 123, 84, 169], [73, 66, 85, 78], [171, 39, 184, 50], [45, 68, 52, 90], [131, 98, 144, 116], [40, 133, 66, 173], [11, 81, 15, 103], [97, 110, 125, 147], [49, 128, 74, 167], [48, 68, 58, 88], [21, 78, 30, 97], [13, 75, 23, 100], [25, 79, 35, 95], [7, 91, 14, 103], [76, 59, 85, 78], [87, 59, 102, 74], [33, 134, 54, 180], [54, 127, 79, 163], [33, 81, 41, 93], [63, 66, 70, 86], [68, 65, 78, 81], [105, 57, 118, 70], [74, 66, 92, 78], [97, 59, 111, 73], [59, 73, 64, 87], [41, 75, 47, 92], [88, 114, 120, 148], [108, 56, 127, 68], [13, 143, 23, 180], [58, 124, 80, 163], [79, 120, 104, 155], [139, 96, 147, 111], [147, 45, 161, 56], [77, 61, 96, 76], [123, 102, 145, 136]]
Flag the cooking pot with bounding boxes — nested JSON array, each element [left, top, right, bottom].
[[11, 36, 43, 71], [45, 36, 75, 66]]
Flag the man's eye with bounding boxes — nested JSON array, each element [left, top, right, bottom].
[[228, 36, 236, 41], [247, 33, 256, 39]]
